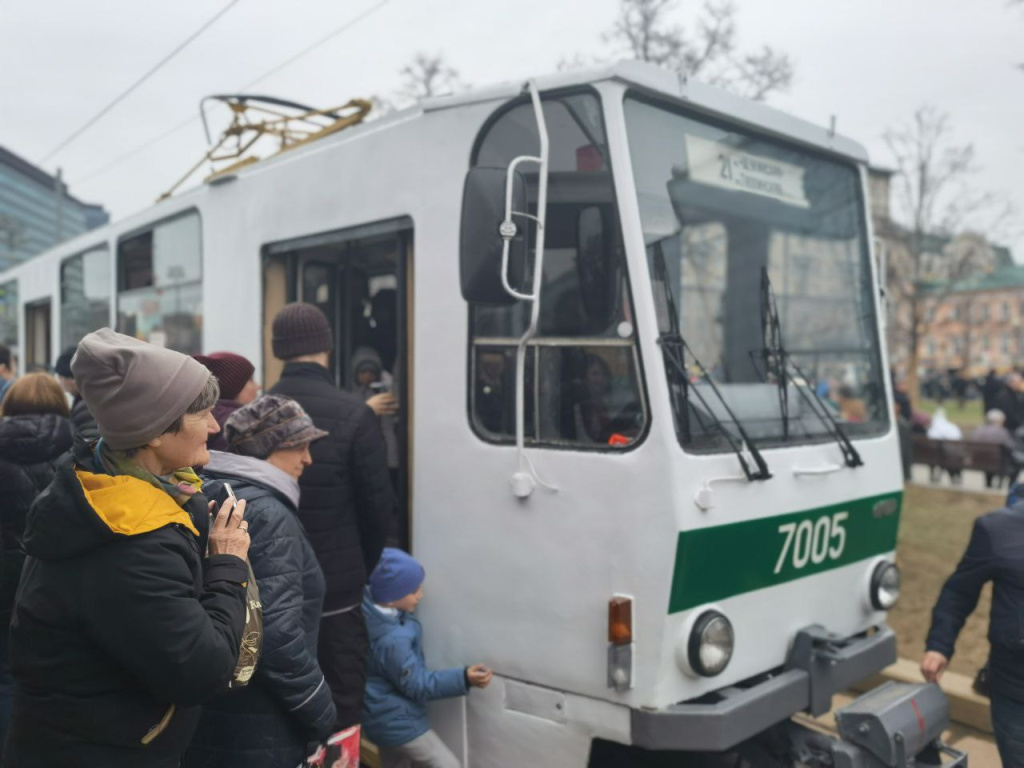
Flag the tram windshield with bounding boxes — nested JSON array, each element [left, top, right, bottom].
[[625, 96, 888, 451]]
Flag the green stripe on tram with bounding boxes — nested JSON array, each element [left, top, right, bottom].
[[668, 491, 902, 614]]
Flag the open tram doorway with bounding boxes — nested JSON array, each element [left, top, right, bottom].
[[24, 299, 52, 372], [262, 218, 413, 550]]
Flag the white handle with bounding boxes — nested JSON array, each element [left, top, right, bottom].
[[792, 463, 843, 477]]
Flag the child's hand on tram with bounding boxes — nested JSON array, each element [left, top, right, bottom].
[[466, 664, 493, 688]]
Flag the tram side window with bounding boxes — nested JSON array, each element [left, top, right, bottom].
[[116, 212, 202, 354], [467, 91, 647, 449], [0, 280, 17, 357], [61, 246, 110, 350]]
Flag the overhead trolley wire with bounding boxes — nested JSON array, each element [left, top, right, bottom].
[[39, 0, 240, 165], [73, 0, 396, 186]]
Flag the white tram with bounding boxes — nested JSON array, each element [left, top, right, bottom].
[[0, 62, 962, 767]]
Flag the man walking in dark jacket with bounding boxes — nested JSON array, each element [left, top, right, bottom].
[[922, 488, 1024, 767], [269, 303, 395, 728]]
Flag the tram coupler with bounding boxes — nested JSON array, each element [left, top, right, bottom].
[[772, 682, 966, 768]]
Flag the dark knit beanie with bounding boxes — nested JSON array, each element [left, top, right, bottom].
[[369, 548, 425, 605], [272, 303, 333, 360], [193, 352, 255, 401], [71, 328, 212, 450], [55, 347, 76, 378]]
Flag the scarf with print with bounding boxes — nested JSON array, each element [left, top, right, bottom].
[[93, 439, 202, 507]]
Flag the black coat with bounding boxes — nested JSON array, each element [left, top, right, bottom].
[[0, 414, 73, 663], [926, 503, 1024, 702], [185, 454, 336, 768], [269, 362, 394, 610], [3, 443, 249, 768]]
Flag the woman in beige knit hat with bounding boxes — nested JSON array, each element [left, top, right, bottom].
[[5, 329, 252, 768]]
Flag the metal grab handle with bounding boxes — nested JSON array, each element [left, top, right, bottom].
[[792, 463, 843, 477], [499, 154, 542, 302]]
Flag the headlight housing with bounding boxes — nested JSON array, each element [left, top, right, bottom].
[[687, 610, 734, 677], [870, 561, 901, 610]]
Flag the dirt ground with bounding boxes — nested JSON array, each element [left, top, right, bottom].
[[888, 484, 993, 676]]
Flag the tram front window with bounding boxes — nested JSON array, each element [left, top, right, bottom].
[[625, 96, 888, 451]]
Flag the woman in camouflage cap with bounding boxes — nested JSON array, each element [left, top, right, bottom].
[[186, 395, 334, 768]]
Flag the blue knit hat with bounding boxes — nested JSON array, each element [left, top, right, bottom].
[[369, 548, 425, 604]]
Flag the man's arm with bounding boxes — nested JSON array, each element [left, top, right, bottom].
[[925, 517, 996, 660], [350, 405, 395, 575]]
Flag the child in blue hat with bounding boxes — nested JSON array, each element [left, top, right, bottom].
[[363, 548, 492, 767]]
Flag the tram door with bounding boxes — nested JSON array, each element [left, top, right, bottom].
[[262, 223, 413, 549], [24, 299, 51, 372]]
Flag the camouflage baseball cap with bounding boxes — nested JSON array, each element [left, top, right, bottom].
[[223, 394, 328, 459]]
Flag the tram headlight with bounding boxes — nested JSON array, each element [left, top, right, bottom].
[[687, 610, 734, 677], [870, 561, 901, 610]]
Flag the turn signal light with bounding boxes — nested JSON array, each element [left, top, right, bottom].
[[608, 596, 633, 645]]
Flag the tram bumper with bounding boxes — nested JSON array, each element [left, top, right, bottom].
[[631, 624, 958, 761]]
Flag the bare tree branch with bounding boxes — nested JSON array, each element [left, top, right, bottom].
[[600, 0, 793, 100], [396, 52, 465, 103]]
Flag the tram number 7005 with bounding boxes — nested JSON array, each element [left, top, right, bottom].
[[773, 512, 849, 574]]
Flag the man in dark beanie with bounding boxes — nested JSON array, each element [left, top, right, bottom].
[[269, 303, 394, 729], [54, 346, 98, 441], [193, 352, 259, 451]]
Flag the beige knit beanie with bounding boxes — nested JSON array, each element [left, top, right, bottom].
[[71, 328, 212, 450]]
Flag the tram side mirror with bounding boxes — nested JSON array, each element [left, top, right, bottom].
[[577, 205, 617, 332], [460, 167, 528, 305]]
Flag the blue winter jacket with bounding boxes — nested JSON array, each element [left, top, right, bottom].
[[362, 590, 468, 747], [184, 452, 336, 768]]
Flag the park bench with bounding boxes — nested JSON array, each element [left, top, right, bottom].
[[911, 435, 1014, 485]]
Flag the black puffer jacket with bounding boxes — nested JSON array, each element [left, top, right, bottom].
[[270, 362, 394, 610], [184, 452, 336, 768], [69, 395, 98, 442], [3, 442, 249, 768], [0, 414, 73, 663]]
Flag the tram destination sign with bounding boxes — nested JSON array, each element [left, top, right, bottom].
[[668, 492, 901, 614], [685, 134, 810, 209]]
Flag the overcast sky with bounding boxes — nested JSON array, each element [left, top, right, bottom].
[[1, 0, 1021, 255]]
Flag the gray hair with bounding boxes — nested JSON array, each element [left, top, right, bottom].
[[986, 408, 1006, 425]]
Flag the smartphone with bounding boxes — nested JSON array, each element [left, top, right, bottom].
[[223, 483, 237, 521], [369, 381, 391, 394]]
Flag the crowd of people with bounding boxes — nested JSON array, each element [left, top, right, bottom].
[[0, 302, 488, 768]]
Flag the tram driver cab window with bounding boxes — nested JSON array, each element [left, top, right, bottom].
[[116, 211, 202, 354], [467, 91, 648, 449]]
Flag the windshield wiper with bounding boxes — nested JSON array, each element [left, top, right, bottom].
[[759, 267, 863, 469], [654, 243, 771, 481]]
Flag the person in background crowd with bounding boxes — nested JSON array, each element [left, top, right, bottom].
[[0, 374, 74, 756], [837, 385, 867, 423], [995, 374, 1024, 434], [352, 346, 400, 482], [952, 369, 969, 409], [269, 304, 395, 731], [928, 408, 964, 484], [4, 329, 250, 768], [970, 409, 1016, 489], [922, 483, 1024, 767], [193, 352, 260, 451], [0, 346, 16, 404], [983, 369, 1003, 414], [363, 549, 492, 768], [892, 376, 912, 422], [894, 401, 913, 482], [54, 347, 98, 441], [185, 395, 335, 768]]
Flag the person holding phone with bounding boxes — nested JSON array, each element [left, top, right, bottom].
[[4, 329, 251, 768], [185, 394, 336, 768]]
